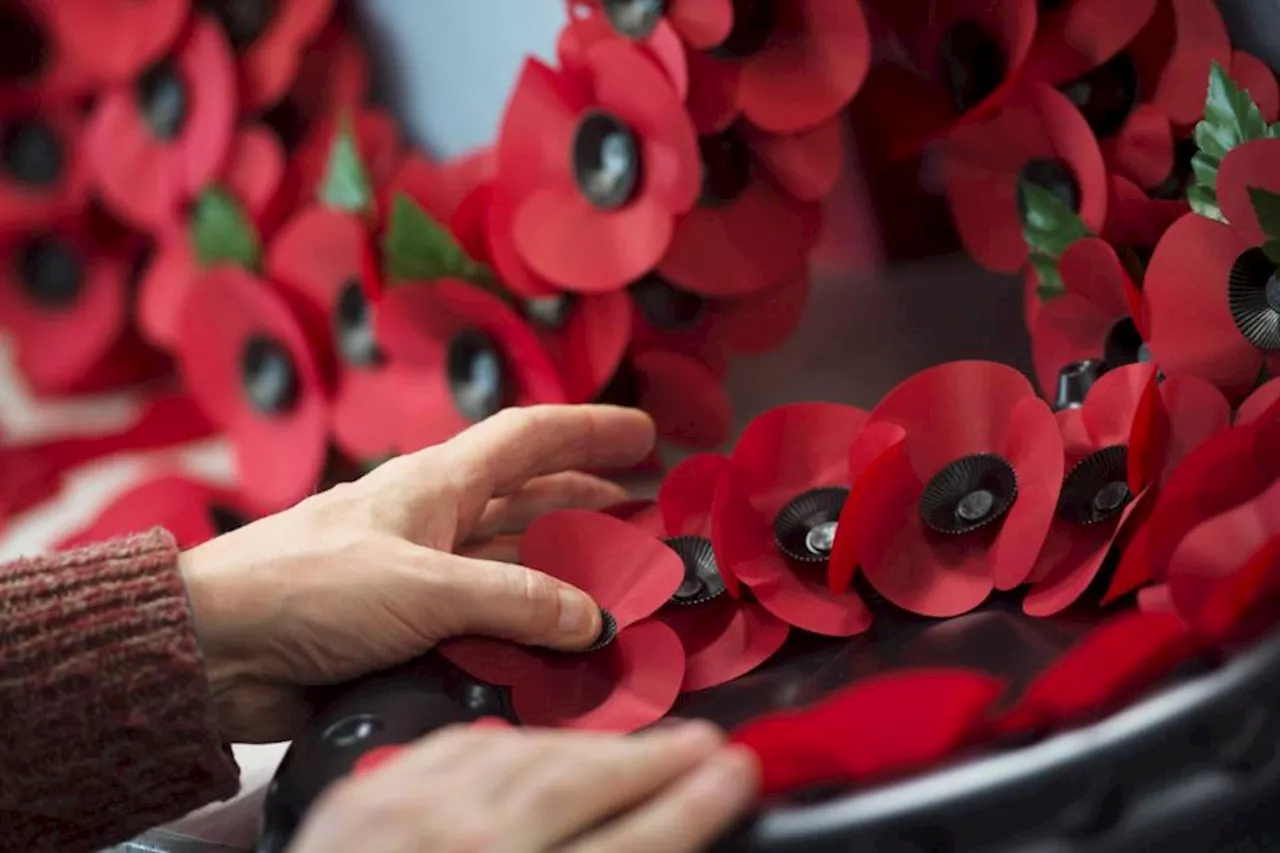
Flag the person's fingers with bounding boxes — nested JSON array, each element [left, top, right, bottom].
[[471, 472, 630, 540], [561, 745, 761, 853], [427, 550, 602, 649], [512, 722, 726, 850], [460, 533, 521, 564]]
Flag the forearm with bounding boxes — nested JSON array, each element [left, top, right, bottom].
[[0, 529, 240, 853]]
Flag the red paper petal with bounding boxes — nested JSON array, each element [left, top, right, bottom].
[[1103, 174, 1189, 249], [710, 271, 812, 355], [1130, 0, 1231, 128], [1216, 138, 1280, 246], [710, 468, 777, 592], [631, 351, 731, 448], [750, 118, 846, 202], [659, 453, 730, 537], [609, 499, 666, 537], [485, 186, 559, 299], [1238, 378, 1280, 425], [1103, 105, 1174, 190], [1103, 492, 1161, 603], [57, 476, 246, 551], [751, 562, 873, 637], [828, 421, 909, 593], [1154, 374, 1231, 483], [668, 0, 735, 49], [658, 597, 789, 691], [86, 17, 237, 232], [1144, 212, 1264, 395], [1125, 365, 1168, 493], [541, 290, 632, 404], [736, 0, 870, 134], [683, 47, 741, 134], [1026, 0, 1157, 84], [391, 148, 495, 225], [137, 238, 198, 349], [510, 619, 684, 731], [496, 58, 592, 203], [1232, 51, 1280, 124], [559, 11, 689, 101], [1031, 294, 1119, 399], [522, 509, 684, 625], [51, 0, 190, 84], [32, 394, 216, 473], [236, 0, 335, 111], [438, 636, 548, 687], [0, 106, 90, 232], [222, 124, 288, 224]]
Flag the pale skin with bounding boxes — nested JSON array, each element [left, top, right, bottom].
[[179, 404, 761, 852]]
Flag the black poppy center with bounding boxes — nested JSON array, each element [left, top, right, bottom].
[[708, 0, 775, 59], [1059, 53, 1140, 138], [1152, 136, 1198, 200], [522, 293, 576, 331], [698, 127, 753, 208], [1052, 358, 1108, 412], [572, 110, 642, 211], [200, 0, 279, 51], [1058, 445, 1133, 525], [136, 61, 190, 141], [665, 535, 726, 605], [600, 0, 666, 40], [0, 5, 46, 82], [1228, 248, 1280, 352], [1039, 0, 1069, 10], [240, 335, 300, 417], [773, 487, 848, 563], [208, 504, 249, 535], [595, 361, 642, 408], [584, 608, 619, 652], [1103, 316, 1150, 368], [939, 20, 1007, 115], [1017, 159, 1081, 223], [447, 328, 509, 421], [629, 273, 706, 331], [1, 120, 63, 188], [16, 235, 84, 310], [333, 280, 382, 368], [920, 454, 1018, 535]]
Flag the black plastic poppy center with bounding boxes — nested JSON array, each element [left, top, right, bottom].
[[136, 61, 190, 141], [1059, 53, 1140, 138], [1228, 248, 1280, 352], [1103, 317, 1150, 368], [1058, 445, 1132, 525], [1017, 159, 1081, 223], [200, 0, 279, 51], [920, 454, 1018, 536], [601, 0, 666, 40], [583, 608, 619, 652], [773, 487, 848, 563], [208, 504, 249, 535], [698, 127, 753, 208], [1052, 359, 1108, 412], [16, 235, 84, 310], [665, 535, 726, 605], [240, 335, 300, 417], [0, 5, 46, 82], [709, 0, 775, 59], [1039, 0, 1069, 10], [939, 20, 1006, 115], [1, 120, 63, 188], [629, 273, 706, 331], [572, 111, 642, 211], [595, 360, 642, 408], [447, 328, 509, 421], [522, 293, 576, 331], [333, 280, 382, 368]]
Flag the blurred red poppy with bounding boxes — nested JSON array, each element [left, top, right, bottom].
[[1125, 0, 1231, 130], [86, 16, 238, 233], [495, 48, 699, 293], [441, 509, 687, 731], [391, 148, 496, 227], [843, 361, 1064, 617], [560, 2, 689, 103], [375, 279, 567, 453], [711, 402, 873, 636], [732, 669, 1003, 795], [0, 104, 90, 232], [1102, 174, 1187, 250], [51, 0, 191, 85], [175, 265, 328, 510], [201, 0, 335, 111], [596, 350, 732, 449], [1143, 140, 1280, 399], [517, 288, 633, 404], [1237, 377, 1280, 426], [941, 84, 1107, 273], [294, 107, 403, 212], [58, 475, 256, 551], [0, 0, 99, 106], [263, 10, 369, 148], [1025, 0, 1157, 85]]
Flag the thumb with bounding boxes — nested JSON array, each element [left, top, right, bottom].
[[434, 554, 604, 651]]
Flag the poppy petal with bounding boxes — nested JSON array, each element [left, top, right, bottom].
[[1103, 174, 1188, 248], [750, 118, 846, 202], [57, 476, 247, 552], [631, 351, 731, 448], [828, 421, 909, 593], [1216, 138, 1280, 246], [1171, 526, 1280, 642], [0, 106, 90, 232], [1232, 51, 1280, 124], [668, 0, 735, 49], [222, 124, 288, 224], [751, 563, 873, 637], [391, 148, 495, 225], [710, 468, 777, 592], [710, 272, 812, 355], [1129, 0, 1231, 128], [989, 396, 1066, 592], [51, 0, 191, 84], [1031, 294, 1119, 399], [684, 48, 741, 134], [1026, 0, 1157, 84], [659, 453, 730, 537], [658, 598, 789, 692], [1103, 105, 1174, 190], [543, 290, 632, 404], [1155, 374, 1232, 483], [236, 0, 336, 111], [1238, 378, 1280, 425], [438, 636, 549, 687]]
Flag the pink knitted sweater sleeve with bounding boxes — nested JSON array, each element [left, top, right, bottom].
[[0, 529, 241, 852]]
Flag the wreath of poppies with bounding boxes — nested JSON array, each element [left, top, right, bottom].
[[4, 0, 1280, 807]]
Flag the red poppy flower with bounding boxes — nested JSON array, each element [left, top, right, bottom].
[[516, 288, 633, 404], [0, 1, 100, 106], [136, 123, 289, 350], [199, 0, 334, 111], [57, 475, 257, 552], [0, 443, 60, 533], [86, 16, 238, 233], [732, 669, 1003, 795], [374, 280, 568, 453], [1238, 377, 1280, 426], [294, 108, 403, 213], [1102, 174, 1187, 250], [856, 0, 1037, 161], [840, 362, 1064, 617], [496, 48, 700, 293], [1023, 363, 1230, 616], [567, 0, 733, 53], [391, 148, 496, 227], [996, 610, 1197, 735], [1231, 50, 1280, 125], [1024, 0, 1157, 85], [1143, 140, 1280, 399], [0, 104, 90, 233], [1031, 237, 1148, 398], [263, 11, 369, 148], [560, 2, 689, 104], [710, 402, 873, 636], [596, 350, 731, 450], [622, 454, 791, 692], [267, 206, 404, 461], [441, 509, 687, 731], [941, 84, 1107, 273], [175, 265, 327, 511], [1125, 0, 1231, 130], [50, 0, 190, 85]]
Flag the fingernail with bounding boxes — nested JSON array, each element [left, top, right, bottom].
[[558, 588, 599, 638]]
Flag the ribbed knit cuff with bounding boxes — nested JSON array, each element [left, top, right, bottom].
[[0, 529, 241, 853]]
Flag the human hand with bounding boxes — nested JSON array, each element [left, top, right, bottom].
[[287, 721, 760, 853], [180, 405, 656, 742]]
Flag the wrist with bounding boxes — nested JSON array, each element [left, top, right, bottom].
[[179, 546, 258, 704]]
